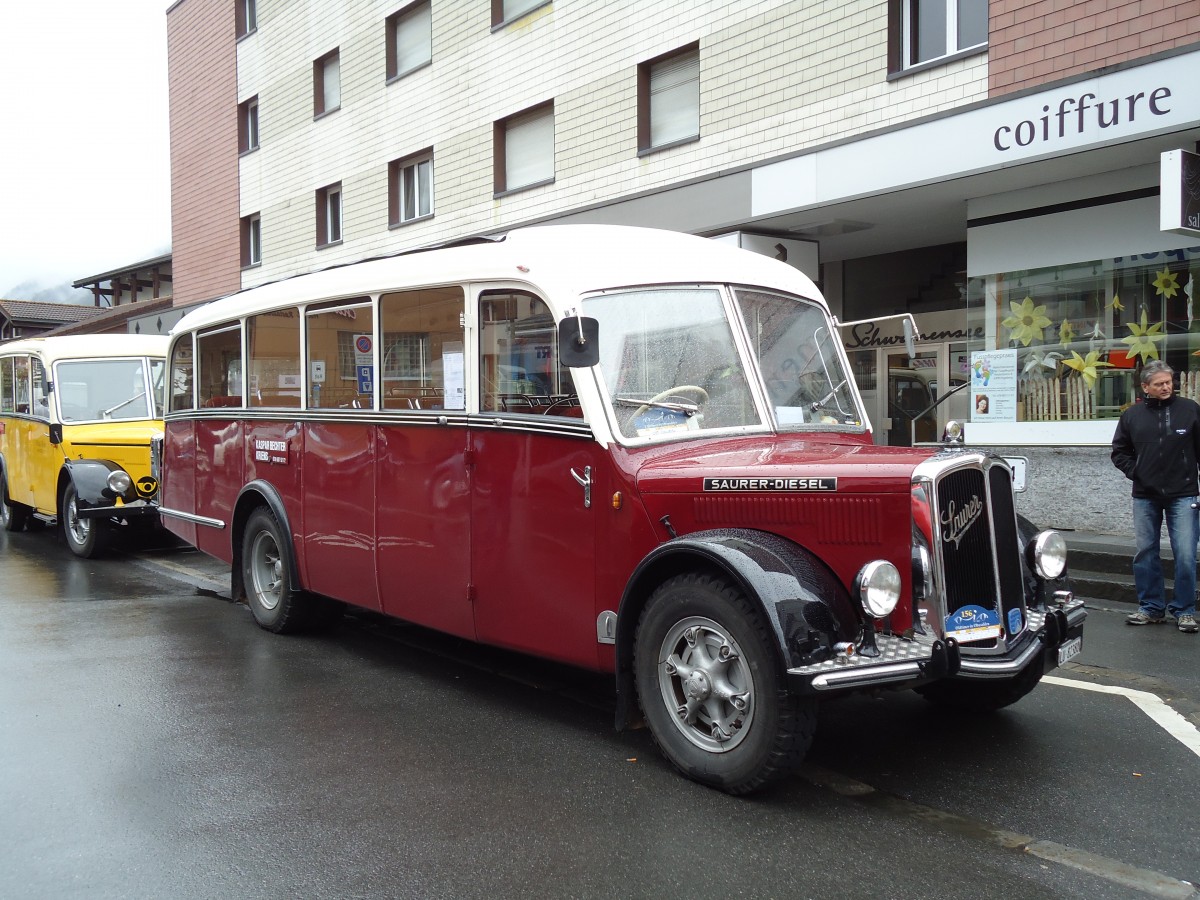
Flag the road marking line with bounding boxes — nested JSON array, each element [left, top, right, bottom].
[[800, 763, 1199, 899], [1043, 675, 1200, 759]]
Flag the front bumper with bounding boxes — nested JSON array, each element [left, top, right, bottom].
[[786, 633, 958, 695], [956, 596, 1087, 680], [76, 498, 160, 520]]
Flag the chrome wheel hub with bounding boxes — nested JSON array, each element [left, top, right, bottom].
[[658, 617, 754, 752]]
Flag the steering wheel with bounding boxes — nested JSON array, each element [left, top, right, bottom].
[[628, 385, 710, 423]]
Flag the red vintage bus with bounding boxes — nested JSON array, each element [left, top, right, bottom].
[[158, 225, 1084, 793]]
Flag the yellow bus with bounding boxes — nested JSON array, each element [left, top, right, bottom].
[[0, 334, 168, 557]]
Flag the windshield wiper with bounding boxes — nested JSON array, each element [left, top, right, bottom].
[[102, 391, 146, 418], [810, 379, 848, 412], [613, 397, 699, 415]]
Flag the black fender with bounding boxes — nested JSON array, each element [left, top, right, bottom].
[[60, 459, 126, 509], [230, 480, 301, 602], [612, 528, 858, 731]]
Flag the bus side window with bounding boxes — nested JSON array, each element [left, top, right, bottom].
[[305, 297, 372, 409], [30, 357, 48, 417], [248, 309, 302, 408], [170, 338, 195, 412], [13, 356, 30, 413], [380, 286, 465, 411], [197, 326, 243, 408], [0, 356, 13, 413], [478, 290, 578, 418]]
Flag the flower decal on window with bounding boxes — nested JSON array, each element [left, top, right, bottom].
[[1152, 268, 1180, 299], [1122, 309, 1166, 363], [1058, 319, 1075, 347], [1002, 296, 1052, 346], [1062, 350, 1112, 388]]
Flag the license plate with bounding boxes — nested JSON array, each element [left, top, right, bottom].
[[1057, 636, 1082, 665]]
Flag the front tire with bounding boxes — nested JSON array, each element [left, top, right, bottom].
[[62, 483, 107, 558], [1, 471, 30, 532], [633, 573, 815, 794], [241, 507, 340, 633]]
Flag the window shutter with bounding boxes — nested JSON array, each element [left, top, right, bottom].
[[649, 51, 699, 147], [395, 3, 432, 74], [505, 108, 554, 189]]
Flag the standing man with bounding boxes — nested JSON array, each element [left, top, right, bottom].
[[1111, 360, 1200, 632]]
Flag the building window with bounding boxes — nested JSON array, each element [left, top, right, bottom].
[[494, 102, 553, 195], [491, 0, 549, 28], [386, 1, 432, 81], [236, 0, 257, 38], [316, 184, 343, 247], [241, 214, 261, 267], [238, 96, 259, 154], [895, 0, 987, 71], [966, 249, 1200, 426], [389, 151, 433, 225], [314, 49, 341, 117], [638, 44, 699, 153]]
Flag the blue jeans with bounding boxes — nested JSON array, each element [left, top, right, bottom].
[[1132, 496, 1198, 619]]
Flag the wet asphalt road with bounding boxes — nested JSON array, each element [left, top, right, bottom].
[[1, 527, 1198, 900]]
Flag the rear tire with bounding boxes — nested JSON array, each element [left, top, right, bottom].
[[62, 483, 107, 558], [633, 573, 815, 794], [241, 507, 341, 633], [1, 471, 29, 532]]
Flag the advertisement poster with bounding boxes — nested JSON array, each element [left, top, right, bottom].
[[970, 349, 1017, 421]]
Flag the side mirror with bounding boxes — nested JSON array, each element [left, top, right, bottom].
[[903, 316, 918, 360], [558, 316, 600, 368], [49, 424, 63, 445]]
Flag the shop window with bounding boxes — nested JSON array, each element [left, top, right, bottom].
[[890, 0, 987, 73], [638, 44, 699, 153], [314, 49, 341, 117], [966, 250, 1200, 425], [388, 151, 433, 225], [494, 102, 554, 195], [387, 1, 432, 81]]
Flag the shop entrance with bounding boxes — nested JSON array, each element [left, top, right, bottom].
[[849, 343, 970, 445]]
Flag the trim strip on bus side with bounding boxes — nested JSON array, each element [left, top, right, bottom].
[[157, 507, 227, 529]]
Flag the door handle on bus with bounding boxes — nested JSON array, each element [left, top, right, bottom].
[[570, 466, 592, 509]]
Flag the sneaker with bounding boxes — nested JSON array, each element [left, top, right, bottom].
[[1176, 614, 1198, 633], [1126, 611, 1166, 625]]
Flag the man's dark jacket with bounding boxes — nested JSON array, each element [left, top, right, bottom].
[[1111, 394, 1200, 499]]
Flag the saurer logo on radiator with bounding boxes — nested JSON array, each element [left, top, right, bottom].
[[941, 494, 983, 548]]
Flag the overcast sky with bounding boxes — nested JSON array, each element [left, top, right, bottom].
[[0, 1, 171, 300]]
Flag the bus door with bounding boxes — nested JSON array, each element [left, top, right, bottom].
[[303, 301, 380, 611], [468, 290, 599, 669], [374, 287, 474, 637], [5, 356, 55, 512]]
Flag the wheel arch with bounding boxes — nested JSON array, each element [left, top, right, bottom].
[[56, 458, 123, 516], [612, 528, 857, 731], [231, 480, 301, 603]]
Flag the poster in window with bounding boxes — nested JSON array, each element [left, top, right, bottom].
[[970, 349, 1017, 422]]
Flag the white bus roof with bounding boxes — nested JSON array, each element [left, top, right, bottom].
[[0, 334, 168, 364], [171, 225, 824, 334]]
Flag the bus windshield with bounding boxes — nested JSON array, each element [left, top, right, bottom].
[[55, 357, 162, 423], [584, 285, 859, 439]]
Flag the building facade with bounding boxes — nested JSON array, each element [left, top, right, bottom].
[[166, 0, 1200, 533]]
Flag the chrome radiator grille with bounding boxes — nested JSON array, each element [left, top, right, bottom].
[[930, 459, 1025, 640]]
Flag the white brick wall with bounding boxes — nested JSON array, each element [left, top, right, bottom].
[[238, 0, 988, 286]]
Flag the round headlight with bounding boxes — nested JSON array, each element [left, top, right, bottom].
[[107, 471, 133, 494], [1032, 530, 1067, 580], [942, 420, 964, 443], [856, 560, 901, 619]]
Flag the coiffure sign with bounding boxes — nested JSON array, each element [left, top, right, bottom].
[[752, 50, 1200, 217]]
